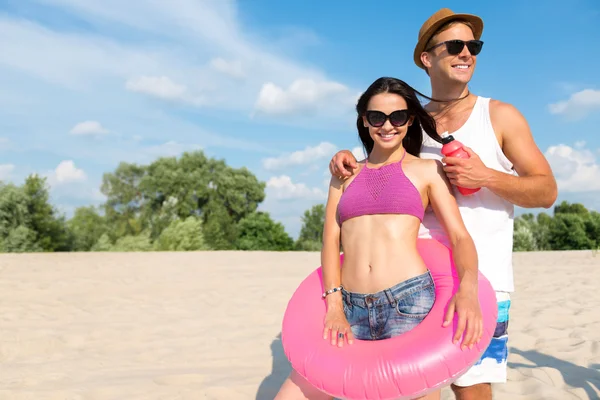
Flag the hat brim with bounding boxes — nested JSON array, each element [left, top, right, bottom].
[[413, 13, 484, 70]]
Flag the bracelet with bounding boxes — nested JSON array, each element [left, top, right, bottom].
[[322, 285, 343, 298]]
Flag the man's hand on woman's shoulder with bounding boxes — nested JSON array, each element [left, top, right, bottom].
[[329, 150, 358, 178]]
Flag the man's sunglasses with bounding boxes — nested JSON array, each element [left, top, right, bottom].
[[426, 39, 484, 56], [365, 110, 411, 127]]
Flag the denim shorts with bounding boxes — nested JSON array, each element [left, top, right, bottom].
[[342, 271, 435, 340]]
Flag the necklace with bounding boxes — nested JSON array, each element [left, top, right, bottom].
[[429, 90, 470, 103]]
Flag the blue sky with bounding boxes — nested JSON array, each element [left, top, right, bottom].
[[0, 0, 599, 239]]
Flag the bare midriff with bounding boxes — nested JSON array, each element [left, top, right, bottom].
[[339, 214, 427, 294]]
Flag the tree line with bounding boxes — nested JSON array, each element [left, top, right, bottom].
[[0, 150, 597, 253], [0, 151, 308, 253], [513, 202, 600, 251]]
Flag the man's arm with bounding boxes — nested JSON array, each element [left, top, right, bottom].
[[486, 100, 558, 209], [443, 100, 558, 209]]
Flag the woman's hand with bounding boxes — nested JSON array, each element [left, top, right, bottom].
[[443, 284, 483, 350], [323, 306, 354, 347], [426, 159, 483, 350]]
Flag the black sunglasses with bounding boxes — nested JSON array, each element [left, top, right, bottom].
[[426, 39, 484, 56], [365, 110, 411, 127]]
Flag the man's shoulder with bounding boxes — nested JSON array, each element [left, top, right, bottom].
[[487, 98, 529, 137], [488, 98, 525, 120]]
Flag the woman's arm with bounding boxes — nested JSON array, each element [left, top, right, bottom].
[[426, 160, 483, 350], [321, 174, 355, 347], [321, 174, 344, 308]]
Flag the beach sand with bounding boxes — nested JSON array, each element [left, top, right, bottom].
[[0, 250, 598, 399]]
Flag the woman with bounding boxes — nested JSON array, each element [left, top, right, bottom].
[[275, 77, 482, 400]]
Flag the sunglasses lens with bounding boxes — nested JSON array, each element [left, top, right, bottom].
[[446, 40, 483, 55], [467, 40, 483, 55], [446, 40, 465, 55], [389, 111, 409, 126], [366, 111, 386, 127]]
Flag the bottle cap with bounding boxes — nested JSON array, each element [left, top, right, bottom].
[[440, 131, 454, 144]]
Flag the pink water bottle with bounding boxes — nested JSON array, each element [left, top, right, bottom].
[[440, 132, 480, 196]]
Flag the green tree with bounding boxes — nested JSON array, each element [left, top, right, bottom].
[[144, 195, 180, 241], [0, 226, 42, 253], [0, 183, 30, 238], [201, 199, 238, 250], [513, 217, 536, 251], [99, 151, 265, 249], [202, 159, 265, 249], [111, 231, 153, 252], [91, 233, 113, 252], [0, 176, 72, 252], [154, 216, 208, 251], [67, 206, 107, 251], [296, 204, 325, 251], [208, 161, 265, 221], [583, 211, 600, 248], [234, 211, 294, 251], [22, 175, 72, 251], [548, 213, 592, 250], [100, 162, 147, 240], [534, 212, 553, 250], [554, 201, 589, 216]]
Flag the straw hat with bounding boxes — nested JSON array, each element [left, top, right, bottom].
[[413, 8, 484, 70]]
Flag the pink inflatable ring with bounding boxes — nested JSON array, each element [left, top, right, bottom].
[[281, 238, 498, 400]]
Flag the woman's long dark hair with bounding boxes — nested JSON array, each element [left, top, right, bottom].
[[356, 77, 442, 157]]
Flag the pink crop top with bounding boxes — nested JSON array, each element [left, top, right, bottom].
[[337, 150, 424, 225]]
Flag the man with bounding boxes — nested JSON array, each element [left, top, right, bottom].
[[328, 8, 557, 400]]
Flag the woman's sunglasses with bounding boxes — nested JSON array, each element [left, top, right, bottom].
[[426, 39, 484, 56], [365, 110, 411, 127]]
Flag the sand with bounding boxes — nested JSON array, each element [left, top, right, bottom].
[[0, 250, 598, 400]]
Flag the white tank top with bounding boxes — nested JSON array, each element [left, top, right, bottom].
[[419, 96, 516, 292]]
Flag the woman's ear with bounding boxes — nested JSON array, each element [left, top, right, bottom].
[[362, 115, 368, 127], [408, 115, 415, 126]]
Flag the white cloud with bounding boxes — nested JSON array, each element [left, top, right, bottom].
[[70, 120, 109, 136], [0, 15, 166, 89], [125, 76, 204, 106], [261, 174, 328, 238], [40, 160, 104, 209], [0, 164, 15, 180], [262, 142, 337, 171], [254, 79, 354, 116], [0, 0, 363, 236], [545, 144, 600, 192], [266, 175, 327, 200], [548, 89, 600, 120], [351, 146, 366, 161], [0, 1, 353, 117], [209, 57, 245, 79], [46, 160, 87, 186]]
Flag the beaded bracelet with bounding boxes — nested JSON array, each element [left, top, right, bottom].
[[322, 285, 343, 298]]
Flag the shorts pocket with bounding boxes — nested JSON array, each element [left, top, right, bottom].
[[395, 285, 435, 319]]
